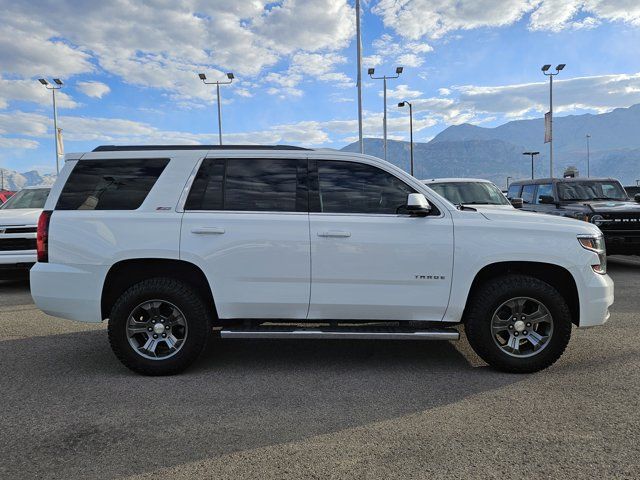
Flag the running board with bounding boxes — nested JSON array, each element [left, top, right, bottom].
[[219, 326, 459, 341]]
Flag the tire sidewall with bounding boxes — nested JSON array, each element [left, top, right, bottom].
[[466, 276, 572, 373], [108, 278, 209, 375]]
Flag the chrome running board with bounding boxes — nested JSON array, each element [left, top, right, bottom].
[[220, 327, 459, 341]]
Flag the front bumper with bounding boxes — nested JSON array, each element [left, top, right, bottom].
[[577, 269, 614, 327], [0, 251, 36, 268]]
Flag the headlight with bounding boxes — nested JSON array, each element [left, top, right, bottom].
[[578, 234, 607, 274]]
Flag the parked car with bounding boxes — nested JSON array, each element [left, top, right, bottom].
[[31, 145, 612, 376], [507, 177, 640, 255], [0, 190, 15, 205], [0, 186, 51, 273], [423, 178, 517, 209]]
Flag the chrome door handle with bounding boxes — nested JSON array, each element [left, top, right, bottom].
[[191, 227, 225, 234], [318, 231, 351, 238]]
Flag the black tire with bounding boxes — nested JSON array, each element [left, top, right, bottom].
[[108, 278, 210, 375], [464, 274, 572, 373]]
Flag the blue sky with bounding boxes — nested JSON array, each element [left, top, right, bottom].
[[1, 0, 640, 173]]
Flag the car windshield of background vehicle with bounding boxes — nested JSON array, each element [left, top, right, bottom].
[[429, 182, 511, 205], [557, 181, 628, 201], [0, 188, 49, 209]]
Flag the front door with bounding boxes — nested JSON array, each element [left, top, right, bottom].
[[307, 159, 454, 321]]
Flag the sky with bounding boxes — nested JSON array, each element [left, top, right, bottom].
[[1, 0, 640, 173]]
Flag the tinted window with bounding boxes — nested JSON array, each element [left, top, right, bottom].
[[557, 181, 628, 201], [507, 184, 521, 199], [535, 184, 553, 203], [521, 185, 536, 204], [318, 161, 415, 214], [185, 158, 304, 212], [184, 159, 224, 210], [0, 188, 49, 209], [56, 159, 169, 210]]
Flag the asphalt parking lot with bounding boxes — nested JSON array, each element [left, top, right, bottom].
[[1, 258, 639, 479]]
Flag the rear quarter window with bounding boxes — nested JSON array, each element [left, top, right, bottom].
[[55, 158, 169, 210]]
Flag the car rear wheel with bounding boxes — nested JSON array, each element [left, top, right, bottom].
[[465, 274, 572, 373], [108, 278, 210, 375]]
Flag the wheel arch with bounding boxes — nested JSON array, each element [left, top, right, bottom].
[[462, 261, 580, 326], [101, 258, 216, 320]]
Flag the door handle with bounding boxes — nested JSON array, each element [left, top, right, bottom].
[[191, 227, 225, 235], [318, 231, 351, 238]]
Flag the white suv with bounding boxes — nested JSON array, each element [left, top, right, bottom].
[[31, 145, 613, 375]]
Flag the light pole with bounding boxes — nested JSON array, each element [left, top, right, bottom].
[[541, 64, 565, 178], [586, 134, 591, 178], [355, 0, 363, 154], [38, 78, 63, 174], [368, 66, 403, 161], [523, 151, 540, 179], [398, 101, 414, 176], [198, 72, 234, 145], [506, 176, 512, 189]]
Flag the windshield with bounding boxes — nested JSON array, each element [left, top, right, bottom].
[[427, 181, 511, 206], [557, 181, 628, 201], [0, 188, 50, 209]]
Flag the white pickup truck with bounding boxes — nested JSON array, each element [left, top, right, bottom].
[[31, 145, 613, 375]]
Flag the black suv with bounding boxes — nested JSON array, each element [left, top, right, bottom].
[[507, 177, 640, 255]]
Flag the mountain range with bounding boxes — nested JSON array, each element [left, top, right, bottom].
[[342, 103, 640, 188], [0, 168, 56, 191], [3, 104, 639, 190]]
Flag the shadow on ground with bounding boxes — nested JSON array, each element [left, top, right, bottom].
[[0, 328, 522, 479]]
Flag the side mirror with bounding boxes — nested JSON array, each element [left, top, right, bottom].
[[634, 193, 640, 203], [510, 197, 524, 209], [539, 195, 556, 205], [406, 193, 431, 216]]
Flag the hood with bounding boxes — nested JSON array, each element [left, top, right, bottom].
[[583, 200, 640, 214], [0, 208, 42, 226], [478, 208, 600, 235]]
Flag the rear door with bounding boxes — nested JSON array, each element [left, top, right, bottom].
[[180, 156, 311, 319], [307, 158, 454, 321]]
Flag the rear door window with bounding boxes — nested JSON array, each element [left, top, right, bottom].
[[521, 185, 536, 204], [185, 158, 306, 212], [56, 158, 169, 210]]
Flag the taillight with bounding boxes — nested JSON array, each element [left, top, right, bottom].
[[37, 210, 52, 263]]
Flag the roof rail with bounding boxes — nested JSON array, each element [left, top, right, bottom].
[[92, 145, 310, 152]]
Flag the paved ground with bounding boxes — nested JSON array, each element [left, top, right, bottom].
[[1, 258, 639, 479]]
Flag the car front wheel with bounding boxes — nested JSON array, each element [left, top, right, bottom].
[[464, 274, 572, 373]]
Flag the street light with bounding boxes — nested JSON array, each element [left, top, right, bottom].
[[398, 101, 414, 176], [586, 134, 591, 178], [523, 151, 540, 179], [38, 78, 63, 174], [198, 72, 234, 145], [541, 63, 565, 178], [369, 66, 403, 160]]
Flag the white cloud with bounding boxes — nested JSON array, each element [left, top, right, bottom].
[[370, 33, 433, 68], [76, 81, 110, 98], [373, 0, 640, 40], [384, 84, 424, 100], [0, 0, 356, 103], [0, 138, 39, 149], [0, 78, 79, 109]]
